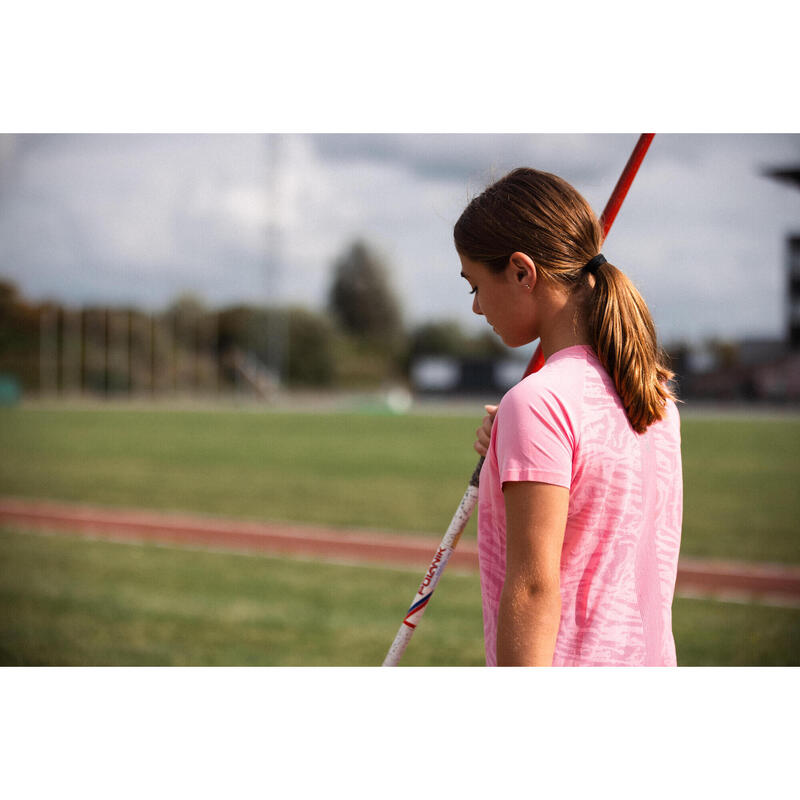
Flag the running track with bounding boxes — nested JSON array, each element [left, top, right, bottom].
[[2, 496, 799, 607]]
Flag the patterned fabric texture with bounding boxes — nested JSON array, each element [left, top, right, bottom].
[[478, 345, 683, 666]]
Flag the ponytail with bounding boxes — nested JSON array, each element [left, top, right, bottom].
[[587, 261, 676, 434]]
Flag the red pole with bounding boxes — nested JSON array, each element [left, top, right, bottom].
[[523, 133, 655, 378], [599, 133, 655, 237]]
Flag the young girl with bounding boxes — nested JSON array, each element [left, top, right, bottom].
[[455, 167, 682, 667]]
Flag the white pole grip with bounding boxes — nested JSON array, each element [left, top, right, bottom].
[[382, 483, 479, 666]]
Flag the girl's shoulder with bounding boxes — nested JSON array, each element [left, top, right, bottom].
[[503, 346, 594, 406]]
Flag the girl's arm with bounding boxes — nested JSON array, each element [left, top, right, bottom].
[[497, 480, 569, 666]]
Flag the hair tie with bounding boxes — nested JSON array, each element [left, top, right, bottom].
[[583, 254, 607, 274]]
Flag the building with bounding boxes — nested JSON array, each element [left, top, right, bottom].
[[764, 167, 800, 349]]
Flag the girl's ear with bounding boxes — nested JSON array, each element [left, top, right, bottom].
[[509, 252, 536, 289]]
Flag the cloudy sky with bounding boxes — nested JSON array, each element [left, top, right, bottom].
[[1, 133, 799, 348]]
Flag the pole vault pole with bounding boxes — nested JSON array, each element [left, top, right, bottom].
[[382, 134, 655, 667]]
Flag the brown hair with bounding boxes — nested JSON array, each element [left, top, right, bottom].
[[454, 167, 676, 434]]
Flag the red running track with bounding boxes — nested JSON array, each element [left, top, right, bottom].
[[2, 496, 799, 605]]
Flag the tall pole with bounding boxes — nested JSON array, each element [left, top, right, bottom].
[[107, 308, 129, 396], [62, 307, 82, 396], [149, 313, 157, 397], [266, 134, 287, 388], [87, 309, 102, 396], [209, 310, 219, 396], [39, 306, 58, 396]]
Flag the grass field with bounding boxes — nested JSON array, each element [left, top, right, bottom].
[[2, 527, 798, 666], [1, 406, 799, 563]]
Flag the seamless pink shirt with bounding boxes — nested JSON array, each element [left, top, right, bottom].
[[478, 345, 683, 666]]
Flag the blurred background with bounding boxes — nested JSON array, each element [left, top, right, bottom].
[[1, 133, 798, 666]]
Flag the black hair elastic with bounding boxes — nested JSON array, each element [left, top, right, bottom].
[[583, 254, 607, 274]]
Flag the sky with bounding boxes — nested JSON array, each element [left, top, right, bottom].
[[1, 133, 799, 348]]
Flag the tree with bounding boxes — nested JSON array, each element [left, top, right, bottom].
[[166, 292, 208, 319], [408, 320, 469, 359], [327, 240, 403, 345], [0, 280, 42, 390], [286, 307, 336, 386], [408, 320, 509, 361], [217, 304, 337, 388]]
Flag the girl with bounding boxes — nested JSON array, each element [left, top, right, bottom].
[[456, 168, 682, 667]]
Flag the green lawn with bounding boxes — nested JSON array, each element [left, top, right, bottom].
[[1, 407, 798, 563], [0, 527, 485, 667], [1, 528, 797, 666], [680, 417, 800, 562]]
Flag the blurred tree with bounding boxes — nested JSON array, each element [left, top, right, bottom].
[[408, 320, 469, 359], [328, 240, 403, 345], [471, 330, 510, 358], [217, 304, 337, 388], [286, 307, 336, 386], [166, 292, 208, 318], [407, 320, 508, 360], [0, 279, 42, 389], [0, 279, 20, 310], [164, 292, 208, 353]]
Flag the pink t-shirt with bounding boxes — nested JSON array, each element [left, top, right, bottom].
[[478, 344, 683, 666]]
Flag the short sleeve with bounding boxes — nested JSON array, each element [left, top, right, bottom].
[[494, 380, 576, 489]]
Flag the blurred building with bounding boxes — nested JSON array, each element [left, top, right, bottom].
[[789, 233, 800, 349], [410, 355, 527, 395], [679, 342, 800, 402], [765, 167, 800, 348], [666, 166, 800, 403]]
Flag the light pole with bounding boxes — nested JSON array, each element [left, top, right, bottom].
[[265, 133, 288, 389]]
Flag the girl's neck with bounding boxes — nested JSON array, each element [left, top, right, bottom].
[[537, 286, 591, 361]]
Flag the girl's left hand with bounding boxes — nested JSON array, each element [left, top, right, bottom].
[[474, 404, 498, 457]]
